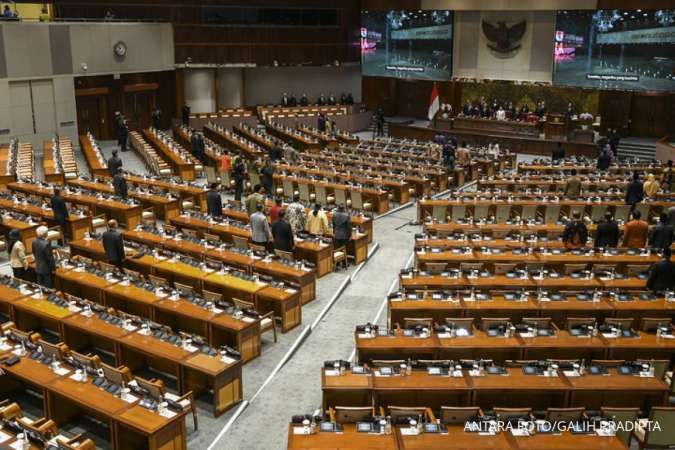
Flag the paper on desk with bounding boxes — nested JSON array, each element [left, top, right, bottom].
[[123, 324, 138, 332], [221, 356, 237, 365], [400, 428, 419, 436], [563, 370, 580, 377], [212, 307, 223, 314], [184, 344, 199, 353], [69, 372, 85, 382], [0, 341, 11, 352], [54, 367, 70, 376], [510, 428, 530, 436], [292, 427, 310, 435], [9, 440, 25, 450], [357, 333, 372, 339], [159, 408, 177, 419], [68, 304, 82, 313], [122, 393, 139, 404], [324, 369, 340, 376], [0, 431, 10, 444], [285, 288, 298, 294], [242, 317, 255, 323]]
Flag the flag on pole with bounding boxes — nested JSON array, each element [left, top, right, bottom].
[[427, 83, 440, 121]]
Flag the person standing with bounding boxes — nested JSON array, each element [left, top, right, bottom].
[[286, 194, 306, 234], [245, 185, 265, 216], [206, 183, 223, 218], [50, 187, 69, 243], [643, 174, 660, 198], [594, 212, 620, 248], [32, 226, 55, 288], [306, 204, 329, 236], [646, 248, 675, 293], [317, 113, 326, 132], [552, 142, 565, 162], [219, 151, 231, 181], [113, 168, 128, 199], [107, 150, 122, 177], [622, 210, 649, 248], [117, 116, 128, 152], [102, 220, 125, 269], [625, 173, 644, 208], [152, 108, 162, 130], [182, 102, 191, 127], [232, 157, 246, 202], [250, 204, 272, 248], [375, 108, 385, 137], [597, 146, 613, 171], [562, 212, 588, 249], [269, 197, 283, 223], [563, 168, 582, 197], [332, 205, 352, 249], [260, 159, 275, 197], [8, 229, 28, 280], [648, 213, 674, 251], [271, 209, 294, 252], [661, 160, 673, 192]]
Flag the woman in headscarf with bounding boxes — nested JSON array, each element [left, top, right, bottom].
[[8, 229, 28, 279], [643, 173, 660, 198]]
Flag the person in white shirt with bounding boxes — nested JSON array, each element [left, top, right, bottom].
[[495, 106, 506, 121], [488, 141, 500, 156]]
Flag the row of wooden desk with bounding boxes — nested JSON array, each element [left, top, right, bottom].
[[0, 278, 243, 419], [142, 129, 198, 181], [8, 181, 144, 229], [355, 327, 675, 365], [518, 163, 670, 175], [201, 124, 266, 159], [65, 238, 303, 335], [321, 365, 669, 412], [288, 424, 630, 450], [387, 293, 675, 329], [78, 133, 109, 178], [170, 213, 369, 278], [265, 122, 321, 152]]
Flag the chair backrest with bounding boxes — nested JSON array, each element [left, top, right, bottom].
[[204, 233, 221, 245], [636, 359, 669, 379], [233, 297, 255, 311], [445, 317, 474, 331], [315, 185, 327, 204], [388, 406, 429, 422], [564, 263, 587, 275], [481, 317, 510, 330], [205, 166, 218, 184], [495, 205, 511, 223], [370, 359, 406, 367], [544, 205, 560, 223], [351, 191, 363, 210], [639, 317, 672, 332], [568, 205, 585, 218], [182, 228, 199, 239], [148, 274, 167, 287], [626, 264, 648, 277], [298, 183, 311, 203], [613, 205, 631, 222], [522, 317, 553, 329], [275, 249, 294, 261], [493, 407, 532, 419], [459, 262, 483, 272], [232, 235, 249, 250], [644, 407, 675, 447], [249, 243, 266, 253], [451, 205, 466, 221], [440, 406, 481, 425], [565, 317, 595, 331], [634, 203, 649, 222], [332, 406, 374, 423], [493, 263, 516, 275], [599, 407, 638, 446], [202, 289, 222, 303], [283, 179, 295, 199], [174, 282, 194, 296], [334, 189, 347, 207], [590, 205, 607, 221], [604, 317, 634, 330], [424, 262, 447, 274], [545, 407, 585, 422], [473, 205, 489, 220], [402, 317, 433, 330], [432, 205, 447, 223], [521, 205, 537, 221]]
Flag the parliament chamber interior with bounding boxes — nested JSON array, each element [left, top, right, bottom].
[[1, 1, 675, 449]]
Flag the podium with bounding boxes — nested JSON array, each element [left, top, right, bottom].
[[544, 114, 567, 141]]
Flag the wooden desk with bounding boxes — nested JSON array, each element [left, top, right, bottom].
[[108, 174, 208, 211], [287, 423, 397, 450], [142, 129, 196, 181], [67, 178, 180, 221], [202, 124, 266, 159], [0, 197, 90, 242], [42, 140, 63, 184], [8, 182, 143, 229], [265, 122, 321, 152], [0, 214, 39, 254], [78, 134, 109, 177], [452, 117, 540, 138]]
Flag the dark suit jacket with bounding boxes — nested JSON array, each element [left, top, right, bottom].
[[648, 223, 674, 250], [102, 230, 125, 265], [272, 220, 294, 252], [594, 220, 619, 248], [625, 180, 644, 205], [32, 237, 54, 275], [50, 195, 68, 224], [332, 211, 352, 241], [206, 190, 223, 217], [113, 174, 128, 198], [647, 259, 675, 292], [107, 156, 122, 177], [597, 153, 612, 170]]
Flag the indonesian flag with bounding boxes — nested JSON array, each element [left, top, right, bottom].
[[428, 83, 440, 121]]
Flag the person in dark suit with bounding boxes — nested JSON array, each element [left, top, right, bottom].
[[625, 172, 644, 207], [271, 210, 294, 252], [152, 108, 162, 130], [113, 112, 123, 147], [552, 142, 565, 162], [299, 93, 309, 107], [117, 117, 128, 152], [32, 226, 55, 288], [206, 183, 223, 217], [597, 146, 613, 171], [113, 168, 128, 199], [375, 108, 385, 137], [327, 93, 336, 105], [595, 212, 620, 248], [232, 157, 246, 202], [102, 219, 125, 269], [345, 93, 354, 105], [562, 211, 588, 249], [646, 248, 675, 293], [107, 150, 122, 177], [332, 205, 352, 249], [281, 93, 290, 107], [182, 102, 190, 126], [317, 93, 326, 106], [648, 213, 674, 251], [317, 113, 326, 132], [288, 93, 297, 107], [260, 159, 275, 197], [50, 187, 69, 243]]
